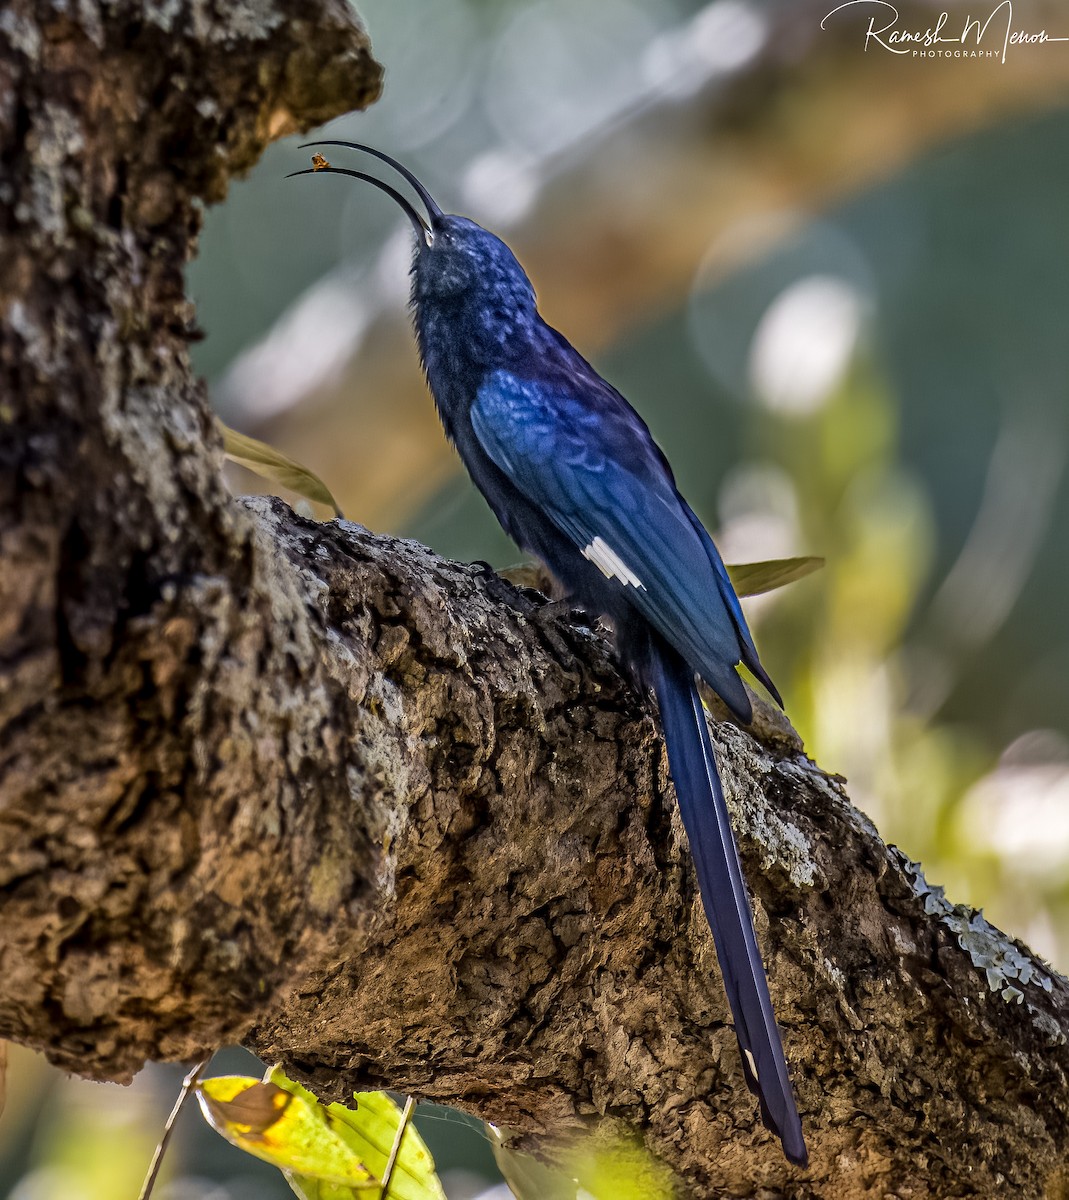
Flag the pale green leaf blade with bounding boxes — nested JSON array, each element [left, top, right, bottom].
[[567, 1129, 676, 1200], [268, 1068, 446, 1200], [726, 556, 824, 597], [488, 1126, 576, 1200], [217, 418, 343, 517], [285, 1171, 378, 1200], [489, 1122, 674, 1200]]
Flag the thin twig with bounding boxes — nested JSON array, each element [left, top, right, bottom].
[[137, 1057, 210, 1200], [380, 1094, 416, 1198]]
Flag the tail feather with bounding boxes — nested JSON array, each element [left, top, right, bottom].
[[646, 636, 807, 1167]]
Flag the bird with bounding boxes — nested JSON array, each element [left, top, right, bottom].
[[290, 141, 808, 1167]]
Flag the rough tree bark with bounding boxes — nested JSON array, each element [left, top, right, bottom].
[[1, 3, 1067, 1198]]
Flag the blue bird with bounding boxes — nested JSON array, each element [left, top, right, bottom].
[[291, 142, 808, 1167]]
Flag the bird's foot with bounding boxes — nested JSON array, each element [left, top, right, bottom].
[[536, 597, 590, 625], [469, 559, 537, 614]]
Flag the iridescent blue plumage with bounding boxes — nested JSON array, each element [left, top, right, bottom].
[[297, 143, 807, 1167]]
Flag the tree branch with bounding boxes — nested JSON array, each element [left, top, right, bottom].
[[1, 2, 1068, 1197]]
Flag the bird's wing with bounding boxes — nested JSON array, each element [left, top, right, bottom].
[[471, 368, 753, 717]]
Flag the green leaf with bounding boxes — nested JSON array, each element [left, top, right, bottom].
[[196, 1070, 445, 1200], [217, 418, 343, 517], [500, 556, 823, 602], [291, 1094, 444, 1200], [489, 1121, 675, 1200], [488, 1125, 577, 1200], [726, 556, 824, 597]]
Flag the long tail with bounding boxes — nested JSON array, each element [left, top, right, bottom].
[[645, 636, 807, 1166]]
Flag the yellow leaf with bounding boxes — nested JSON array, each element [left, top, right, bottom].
[[196, 1076, 376, 1188], [217, 418, 343, 517], [196, 1068, 446, 1200], [726, 556, 824, 597]]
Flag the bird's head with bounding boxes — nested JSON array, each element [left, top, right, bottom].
[[411, 214, 534, 313], [290, 142, 537, 340]]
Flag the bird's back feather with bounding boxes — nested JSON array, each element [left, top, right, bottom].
[[470, 365, 760, 720]]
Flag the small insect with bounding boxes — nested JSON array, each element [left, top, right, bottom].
[[310, 154, 331, 172]]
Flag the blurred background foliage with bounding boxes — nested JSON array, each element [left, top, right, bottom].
[[5, 0, 1069, 1196]]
